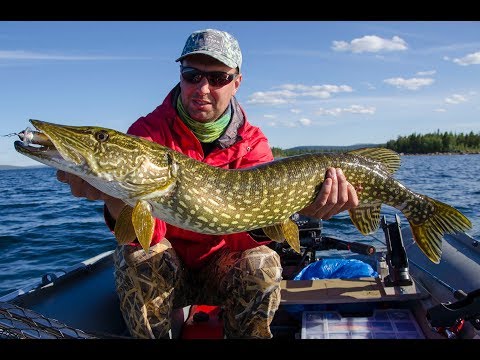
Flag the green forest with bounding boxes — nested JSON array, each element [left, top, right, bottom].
[[385, 131, 480, 154], [271, 131, 480, 157]]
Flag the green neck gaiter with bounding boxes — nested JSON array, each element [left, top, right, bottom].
[[176, 96, 231, 143]]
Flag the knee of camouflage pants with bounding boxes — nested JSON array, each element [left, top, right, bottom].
[[222, 245, 283, 339], [113, 238, 182, 339]]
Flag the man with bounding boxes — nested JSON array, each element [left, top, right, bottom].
[[57, 28, 358, 339]]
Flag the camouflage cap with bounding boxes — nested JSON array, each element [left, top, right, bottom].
[[175, 29, 242, 71]]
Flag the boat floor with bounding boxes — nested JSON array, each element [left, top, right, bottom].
[[2, 250, 447, 340]]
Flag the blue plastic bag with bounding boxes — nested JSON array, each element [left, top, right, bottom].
[[293, 258, 378, 280]]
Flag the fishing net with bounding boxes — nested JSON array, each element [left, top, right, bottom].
[[0, 301, 97, 339]]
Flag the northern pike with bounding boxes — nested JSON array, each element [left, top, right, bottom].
[[14, 119, 472, 264]]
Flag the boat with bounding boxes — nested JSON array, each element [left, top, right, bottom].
[[1, 214, 479, 342]]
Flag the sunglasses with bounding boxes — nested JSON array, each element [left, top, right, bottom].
[[180, 66, 238, 87]]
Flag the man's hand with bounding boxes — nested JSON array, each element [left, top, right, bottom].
[[57, 170, 108, 200], [299, 167, 358, 220], [56, 170, 126, 220]]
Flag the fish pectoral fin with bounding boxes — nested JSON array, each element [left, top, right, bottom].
[[262, 224, 284, 242], [114, 205, 137, 245], [262, 219, 300, 254], [348, 203, 382, 235], [132, 200, 155, 253]]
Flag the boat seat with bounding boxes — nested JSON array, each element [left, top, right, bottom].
[[280, 277, 426, 305]]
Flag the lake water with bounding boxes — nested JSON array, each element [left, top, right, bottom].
[[0, 154, 479, 296]]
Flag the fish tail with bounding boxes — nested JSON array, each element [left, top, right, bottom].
[[406, 195, 472, 264]]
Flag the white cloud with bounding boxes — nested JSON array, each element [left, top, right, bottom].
[[434, 108, 447, 112], [290, 108, 302, 114], [332, 35, 408, 53], [298, 118, 312, 126], [452, 51, 480, 66], [383, 77, 434, 90], [445, 94, 467, 104], [247, 90, 296, 105], [315, 105, 376, 116], [344, 105, 376, 114], [416, 70, 436, 76], [316, 108, 343, 116], [247, 84, 353, 105]]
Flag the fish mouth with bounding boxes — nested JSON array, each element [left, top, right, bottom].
[[14, 119, 83, 166], [14, 140, 53, 154], [14, 120, 57, 155]]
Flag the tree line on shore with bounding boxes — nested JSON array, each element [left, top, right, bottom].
[[271, 130, 480, 157]]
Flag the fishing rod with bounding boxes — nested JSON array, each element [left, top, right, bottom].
[[408, 259, 467, 300]]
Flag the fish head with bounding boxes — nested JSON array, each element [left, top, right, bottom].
[[15, 119, 178, 200]]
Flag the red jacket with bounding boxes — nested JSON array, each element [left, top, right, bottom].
[[110, 85, 274, 269]]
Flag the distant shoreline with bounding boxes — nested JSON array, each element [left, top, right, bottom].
[[0, 165, 47, 170], [400, 151, 480, 156]]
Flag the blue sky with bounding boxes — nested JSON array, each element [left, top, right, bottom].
[[1, 21, 479, 167]]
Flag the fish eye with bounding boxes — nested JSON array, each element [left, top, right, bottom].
[[95, 131, 109, 142]]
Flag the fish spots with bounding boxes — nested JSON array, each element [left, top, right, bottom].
[[203, 206, 214, 214], [208, 198, 219, 207]]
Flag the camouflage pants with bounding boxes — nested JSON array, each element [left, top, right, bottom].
[[113, 238, 283, 339]]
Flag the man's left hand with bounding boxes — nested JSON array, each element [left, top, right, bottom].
[[298, 167, 358, 220]]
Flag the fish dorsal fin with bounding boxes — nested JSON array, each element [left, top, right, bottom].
[[348, 203, 382, 235], [132, 200, 156, 253], [347, 147, 401, 174], [262, 218, 300, 254], [114, 205, 137, 245]]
